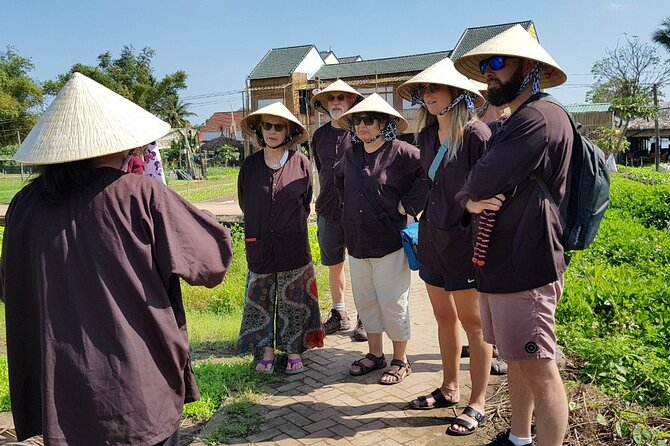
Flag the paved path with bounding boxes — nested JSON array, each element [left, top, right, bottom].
[[199, 269, 505, 446]]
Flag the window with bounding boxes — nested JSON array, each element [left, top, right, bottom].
[[256, 98, 283, 109], [358, 86, 393, 106]]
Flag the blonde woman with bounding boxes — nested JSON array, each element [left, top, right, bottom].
[[398, 58, 492, 436]]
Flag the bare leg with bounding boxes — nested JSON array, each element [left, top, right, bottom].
[[329, 261, 346, 306], [449, 288, 492, 432], [516, 359, 568, 446]]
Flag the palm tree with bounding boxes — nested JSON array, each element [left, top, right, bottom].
[[652, 17, 670, 54], [159, 95, 195, 128]]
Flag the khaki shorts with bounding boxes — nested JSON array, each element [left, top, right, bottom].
[[479, 277, 563, 361], [348, 248, 411, 341]]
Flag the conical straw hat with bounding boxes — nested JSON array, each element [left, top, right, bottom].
[[310, 79, 363, 114], [240, 102, 308, 145], [453, 24, 567, 89], [337, 93, 408, 133], [14, 72, 170, 164], [397, 57, 483, 102]]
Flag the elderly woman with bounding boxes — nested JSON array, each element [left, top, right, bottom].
[[237, 102, 325, 375], [335, 93, 428, 385], [397, 58, 491, 436], [0, 73, 233, 446]]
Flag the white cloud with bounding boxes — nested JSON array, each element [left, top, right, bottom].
[[609, 2, 631, 10]]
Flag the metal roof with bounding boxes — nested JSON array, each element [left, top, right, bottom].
[[249, 45, 316, 80], [564, 103, 613, 113], [450, 21, 535, 60], [312, 51, 451, 80]]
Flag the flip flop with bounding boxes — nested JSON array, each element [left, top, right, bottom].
[[256, 358, 275, 374], [286, 356, 304, 375]]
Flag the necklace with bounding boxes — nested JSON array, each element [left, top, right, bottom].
[[265, 148, 288, 169]]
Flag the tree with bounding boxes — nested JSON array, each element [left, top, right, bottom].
[[43, 46, 191, 127], [159, 95, 195, 128], [651, 17, 670, 55], [588, 34, 670, 148], [0, 46, 43, 148]]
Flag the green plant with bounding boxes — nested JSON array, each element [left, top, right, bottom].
[[182, 357, 277, 420], [0, 356, 10, 411], [206, 393, 265, 443]]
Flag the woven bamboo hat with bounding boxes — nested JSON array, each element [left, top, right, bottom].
[[397, 57, 483, 102], [240, 102, 308, 145], [453, 24, 567, 89], [337, 93, 408, 133], [310, 79, 364, 114], [14, 72, 170, 164]]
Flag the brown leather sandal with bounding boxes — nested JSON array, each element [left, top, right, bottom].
[[349, 353, 386, 376], [379, 359, 412, 385]]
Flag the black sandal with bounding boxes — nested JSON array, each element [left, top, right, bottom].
[[409, 387, 459, 410], [379, 359, 412, 385], [446, 406, 486, 436], [349, 353, 386, 376]]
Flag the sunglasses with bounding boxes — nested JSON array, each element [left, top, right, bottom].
[[351, 115, 378, 126], [479, 56, 507, 74], [327, 94, 347, 102], [260, 122, 286, 132], [414, 83, 441, 99]]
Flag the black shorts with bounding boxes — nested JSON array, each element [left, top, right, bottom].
[[317, 215, 346, 266], [419, 263, 476, 291]]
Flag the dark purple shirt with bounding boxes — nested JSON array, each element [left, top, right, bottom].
[[335, 139, 428, 259], [238, 150, 313, 273], [455, 94, 574, 293], [312, 123, 352, 222], [417, 121, 490, 279], [0, 168, 233, 445]]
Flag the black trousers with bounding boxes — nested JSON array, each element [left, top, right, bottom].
[[154, 430, 180, 446]]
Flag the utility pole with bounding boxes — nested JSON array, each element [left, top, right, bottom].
[[653, 84, 660, 172], [17, 131, 24, 180]]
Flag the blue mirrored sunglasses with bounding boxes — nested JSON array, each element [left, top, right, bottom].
[[479, 56, 506, 75]]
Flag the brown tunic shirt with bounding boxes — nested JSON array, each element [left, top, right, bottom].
[[312, 123, 351, 222], [417, 121, 490, 279], [455, 94, 574, 293], [0, 167, 233, 445], [334, 139, 428, 259], [238, 150, 313, 273]]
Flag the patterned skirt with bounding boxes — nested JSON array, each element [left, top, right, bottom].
[[237, 263, 325, 355]]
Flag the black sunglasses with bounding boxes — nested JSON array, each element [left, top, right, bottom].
[[261, 122, 286, 132], [327, 94, 347, 102], [414, 83, 441, 99], [351, 114, 378, 126], [479, 56, 507, 75]]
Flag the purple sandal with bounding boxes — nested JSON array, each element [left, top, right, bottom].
[[256, 358, 275, 374], [286, 356, 304, 375]]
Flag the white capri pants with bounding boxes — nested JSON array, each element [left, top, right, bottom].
[[348, 248, 411, 341]]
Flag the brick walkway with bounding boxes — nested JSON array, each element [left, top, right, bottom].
[[199, 269, 506, 446]]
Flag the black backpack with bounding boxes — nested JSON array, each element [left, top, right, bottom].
[[534, 94, 611, 251]]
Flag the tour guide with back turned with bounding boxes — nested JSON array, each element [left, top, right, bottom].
[[0, 72, 233, 446], [454, 24, 573, 446]]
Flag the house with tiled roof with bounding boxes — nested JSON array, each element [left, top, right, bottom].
[[244, 20, 537, 148], [200, 110, 245, 142]]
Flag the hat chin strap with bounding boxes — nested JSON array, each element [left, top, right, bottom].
[[362, 132, 384, 144]]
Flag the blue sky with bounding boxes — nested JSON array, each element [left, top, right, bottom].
[[2, 0, 669, 124]]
